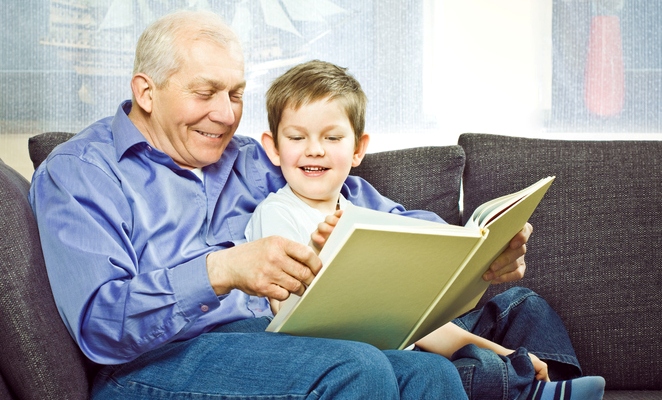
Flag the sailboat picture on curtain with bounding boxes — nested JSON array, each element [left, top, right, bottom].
[[40, 0, 348, 105]]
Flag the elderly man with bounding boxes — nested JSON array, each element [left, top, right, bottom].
[[29, 10, 564, 399]]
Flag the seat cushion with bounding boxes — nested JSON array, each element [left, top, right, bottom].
[[351, 146, 465, 225], [459, 133, 662, 390], [0, 159, 91, 399]]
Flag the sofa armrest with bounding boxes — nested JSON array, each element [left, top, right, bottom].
[[0, 158, 92, 399]]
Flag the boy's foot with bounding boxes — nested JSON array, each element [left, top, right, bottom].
[[526, 376, 605, 400]]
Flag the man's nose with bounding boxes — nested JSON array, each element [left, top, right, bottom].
[[208, 93, 237, 125]]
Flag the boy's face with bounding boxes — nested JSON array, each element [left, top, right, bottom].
[[262, 98, 369, 213]]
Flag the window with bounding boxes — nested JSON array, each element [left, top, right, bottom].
[[1, 0, 660, 179]]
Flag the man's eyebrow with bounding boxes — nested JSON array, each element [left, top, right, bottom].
[[188, 77, 246, 91]]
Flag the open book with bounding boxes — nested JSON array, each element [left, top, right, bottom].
[[266, 176, 555, 350]]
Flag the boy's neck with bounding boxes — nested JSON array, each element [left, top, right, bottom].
[[288, 186, 341, 215]]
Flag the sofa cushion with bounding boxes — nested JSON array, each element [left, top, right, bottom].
[[459, 133, 662, 391], [0, 372, 15, 400], [352, 146, 465, 225], [0, 158, 91, 399], [28, 131, 75, 170]]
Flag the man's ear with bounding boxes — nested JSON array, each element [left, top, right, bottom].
[[131, 73, 154, 114], [261, 131, 281, 166], [352, 133, 371, 167]]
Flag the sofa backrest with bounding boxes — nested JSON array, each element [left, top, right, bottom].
[[28, 131, 75, 170], [352, 145, 465, 225], [0, 157, 92, 399], [459, 133, 662, 390]]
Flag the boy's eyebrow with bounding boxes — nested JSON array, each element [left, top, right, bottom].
[[281, 124, 349, 134]]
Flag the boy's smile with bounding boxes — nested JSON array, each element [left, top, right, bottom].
[[262, 97, 369, 215]]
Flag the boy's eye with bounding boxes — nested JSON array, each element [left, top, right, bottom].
[[326, 136, 342, 141]]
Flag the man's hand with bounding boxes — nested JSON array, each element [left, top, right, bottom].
[[206, 236, 321, 301], [309, 209, 343, 254], [482, 222, 533, 283]]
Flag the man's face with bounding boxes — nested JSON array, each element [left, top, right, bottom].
[[148, 39, 245, 169]]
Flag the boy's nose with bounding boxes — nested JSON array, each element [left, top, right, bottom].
[[305, 140, 325, 156]]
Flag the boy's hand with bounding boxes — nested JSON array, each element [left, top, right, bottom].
[[309, 209, 343, 254], [269, 298, 281, 314], [529, 353, 550, 381]]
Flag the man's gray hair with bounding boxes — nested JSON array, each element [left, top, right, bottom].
[[133, 10, 243, 87]]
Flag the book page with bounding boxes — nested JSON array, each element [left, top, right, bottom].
[[467, 177, 555, 229]]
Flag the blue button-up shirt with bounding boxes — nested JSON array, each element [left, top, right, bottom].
[[29, 101, 443, 365]]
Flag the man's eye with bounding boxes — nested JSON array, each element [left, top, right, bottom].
[[196, 91, 213, 98], [231, 92, 244, 102]]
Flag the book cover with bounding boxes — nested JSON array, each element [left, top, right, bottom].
[[267, 176, 555, 350]]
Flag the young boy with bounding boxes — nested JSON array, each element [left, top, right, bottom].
[[245, 59, 605, 400]]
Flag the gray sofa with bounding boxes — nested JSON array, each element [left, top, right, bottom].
[[0, 132, 659, 399]]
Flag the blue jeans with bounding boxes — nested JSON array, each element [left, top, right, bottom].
[[450, 287, 581, 400], [92, 317, 467, 399], [92, 287, 579, 400]]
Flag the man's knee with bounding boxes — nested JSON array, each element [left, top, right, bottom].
[[314, 341, 400, 398], [385, 349, 466, 398]]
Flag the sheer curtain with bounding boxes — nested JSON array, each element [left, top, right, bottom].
[[1, 0, 660, 179], [422, 0, 661, 143]]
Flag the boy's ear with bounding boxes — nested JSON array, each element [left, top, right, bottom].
[[352, 133, 371, 167], [131, 73, 154, 114], [261, 131, 282, 166]]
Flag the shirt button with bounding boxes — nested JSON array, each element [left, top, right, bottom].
[[200, 304, 209, 312]]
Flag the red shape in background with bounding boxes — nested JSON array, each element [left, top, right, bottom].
[[584, 15, 625, 116]]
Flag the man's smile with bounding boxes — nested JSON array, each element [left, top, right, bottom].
[[196, 129, 223, 139]]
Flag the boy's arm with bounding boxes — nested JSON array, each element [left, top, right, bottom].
[[415, 322, 512, 358], [415, 322, 550, 381]]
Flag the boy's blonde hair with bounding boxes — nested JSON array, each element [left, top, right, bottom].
[[266, 60, 367, 147]]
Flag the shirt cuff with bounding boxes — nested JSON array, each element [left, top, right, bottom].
[[168, 254, 221, 319]]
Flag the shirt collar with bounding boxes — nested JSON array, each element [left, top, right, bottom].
[[111, 100, 151, 162]]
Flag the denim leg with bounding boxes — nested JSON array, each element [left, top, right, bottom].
[[92, 317, 467, 399], [384, 350, 468, 400], [451, 287, 582, 399], [451, 345, 535, 400]]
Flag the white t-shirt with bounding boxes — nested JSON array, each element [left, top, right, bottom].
[[245, 184, 349, 244]]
